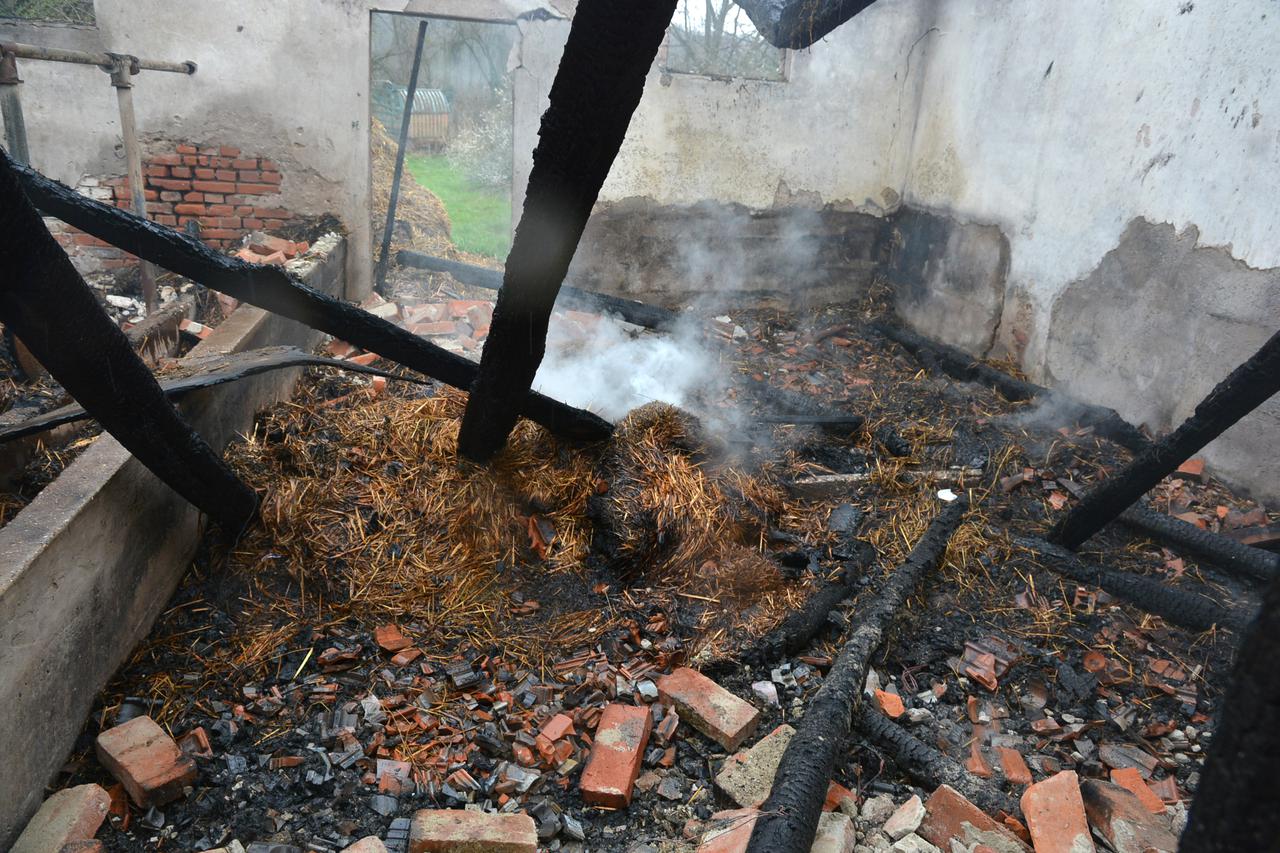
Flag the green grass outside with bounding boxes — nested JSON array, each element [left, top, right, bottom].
[[406, 154, 512, 260]]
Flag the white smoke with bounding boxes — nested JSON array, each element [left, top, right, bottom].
[[532, 311, 726, 423]]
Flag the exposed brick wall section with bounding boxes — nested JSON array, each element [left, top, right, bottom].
[[49, 142, 306, 275]]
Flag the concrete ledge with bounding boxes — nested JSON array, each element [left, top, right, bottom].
[[0, 234, 346, 848]]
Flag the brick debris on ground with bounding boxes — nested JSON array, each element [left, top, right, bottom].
[[31, 290, 1271, 851]]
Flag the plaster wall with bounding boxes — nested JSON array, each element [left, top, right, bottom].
[[0, 0, 427, 299], [901, 0, 1280, 500]]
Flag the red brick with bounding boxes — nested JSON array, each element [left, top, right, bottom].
[[412, 321, 461, 337], [447, 299, 490, 319], [919, 784, 1031, 852], [198, 145, 219, 156], [192, 180, 237, 194], [261, 218, 287, 230], [250, 234, 298, 257], [260, 159, 279, 170], [408, 809, 537, 852], [204, 193, 225, 203], [220, 145, 241, 157], [259, 170, 283, 184], [151, 178, 191, 191], [465, 303, 493, 329], [176, 143, 198, 154], [182, 154, 199, 165], [874, 689, 905, 719], [216, 169, 237, 181], [580, 703, 652, 807], [232, 158, 259, 169], [150, 153, 183, 166], [155, 214, 178, 226], [242, 217, 265, 229], [657, 668, 760, 751], [1080, 780, 1177, 853], [159, 191, 183, 202], [201, 228, 240, 240], [10, 784, 110, 853], [236, 182, 276, 195], [696, 808, 759, 852], [1173, 458, 1205, 482], [997, 746, 1033, 785], [95, 716, 196, 807], [1021, 771, 1095, 853], [349, 352, 379, 366], [206, 204, 234, 216], [1108, 768, 1165, 814], [145, 164, 169, 178], [239, 170, 263, 182], [175, 203, 206, 215], [541, 713, 575, 742], [343, 837, 387, 852], [254, 206, 292, 218], [194, 167, 216, 180]]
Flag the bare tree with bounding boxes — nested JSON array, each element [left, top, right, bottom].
[[666, 0, 785, 80]]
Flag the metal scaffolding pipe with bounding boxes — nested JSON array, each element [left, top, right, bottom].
[[0, 41, 196, 75]]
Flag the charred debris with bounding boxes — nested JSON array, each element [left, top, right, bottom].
[[2, 0, 1279, 852]]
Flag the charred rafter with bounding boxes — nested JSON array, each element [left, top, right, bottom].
[[12, 159, 611, 444], [456, 0, 678, 462], [0, 149, 257, 531]]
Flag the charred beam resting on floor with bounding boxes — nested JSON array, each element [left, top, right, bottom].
[[1014, 534, 1247, 633], [744, 541, 875, 667], [0, 149, 256, 531], [872, 320, 1149, 452], [786, 468, 983, 500], [1051, 328, 1280, 549], [757, 413, 866, 431], [0, 346, 427, 443], [1119, 503, 1278, 583], [13, 160, 612, 443], [746, 498, 969, 853], [735, 0, 878, 48], [456, 0, 678, 461], [852, 704, 1015, 817], [396, 250, 677, 331]]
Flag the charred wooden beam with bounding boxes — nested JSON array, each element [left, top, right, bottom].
[[0, 148, 256, 531], [852, 704, 1015, 817], [1051, 328, 1280, 549], [1179, 572, 1280, 852], [757, 413, 866, 431], [0, 346, 426, 443], [1013, 535, 1247, 633], [734, 0, 878, 49], [746, 497, 969, 853], [12, 159, 612, 444], [1119, 503, 1278, 584], [872, 320, 1149, 452], [744, 539, 874, 667], [456, 0, 678, 462], [396, 250, 678, 331]]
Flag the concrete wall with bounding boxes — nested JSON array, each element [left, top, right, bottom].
[[898, 0, 1280, 500]]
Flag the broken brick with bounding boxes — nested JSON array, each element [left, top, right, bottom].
[[918, 784, 1030, 852], [883, 794, 926, 840], [178, 726, 213, 759], [1080, 779, 1178, 853], [874, 689, 906, 718], [540, 713, 575, 742], [579, 703, 652, 807], [374, 624, 412, 652], [997, 746, 1033, 785], [697, 808, 760, 853], [408, 808, 537, 852], [342, 838, 388, 853], [10, 784, 110, 853], [1020, 771, 1095, 853], [658, 667, 760, 751], [1172, 458, 1205, 482], [95, 715, 197, 807], [714, 723, 794, 808], [1108, 767, 1165, 814]]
